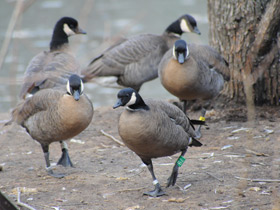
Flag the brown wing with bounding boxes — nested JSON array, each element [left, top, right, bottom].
[[189, 43, 230, 81], [146, 99, 196, 136], [12, 89, 62, 125], [82, 34, 167, 82]]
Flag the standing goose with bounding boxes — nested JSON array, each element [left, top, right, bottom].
[[159, 39, 229, 113], [19, 16, 86, 99], [82, 14, 201, 91], [113, 88, 202, 197], [6, 75, 94, 177]]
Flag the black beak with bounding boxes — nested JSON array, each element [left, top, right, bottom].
[[113, 99, 123, 109], [193, 26, 201, 35], [73, 90, 80, 101], [178, 53, 185, 64], [75, 26, 87, 35]]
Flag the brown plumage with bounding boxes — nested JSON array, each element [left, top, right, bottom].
[[6, 75, 93, 177], [19, 17, 86, 99], [113, 88, 202, 197], [82, 14, 201, 91], [159, 39, 229, 112]]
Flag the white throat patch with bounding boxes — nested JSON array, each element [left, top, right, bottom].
[[126, 92, 137, 106], [63, 23, 75, 36], [180, 19, 191, 33]]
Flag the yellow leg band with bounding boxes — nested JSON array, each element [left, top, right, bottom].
[[199, 116, 205, 121]]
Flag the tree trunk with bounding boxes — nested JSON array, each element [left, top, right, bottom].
[[207, 0, 280, 109]]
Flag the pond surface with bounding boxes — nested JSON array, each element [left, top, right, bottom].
[[0, 0, 208, 112]]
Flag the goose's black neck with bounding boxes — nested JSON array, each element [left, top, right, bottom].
[[128, 95, 150, 111], [50, 26, 69, 51], [165, 19, 183, 36]]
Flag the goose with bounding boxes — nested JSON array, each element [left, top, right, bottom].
[[19, 16, 86, 99], [159, 39, 229, 113], [6, 74, 94, 177], [113, 88, 202, 197], [82, 14, 201, 91]]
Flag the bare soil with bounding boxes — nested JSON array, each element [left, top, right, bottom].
[[0, 100, 280, 210]]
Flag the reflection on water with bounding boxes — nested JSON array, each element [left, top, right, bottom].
[[0, 0, 208, 112]]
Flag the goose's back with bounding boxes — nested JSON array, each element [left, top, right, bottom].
[[83, 33, 178, 90], [20, 49, 81, 98]]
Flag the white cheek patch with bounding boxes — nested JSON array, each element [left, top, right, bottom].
[[66, 79, 71, 95], [180, 19, 192, 33], [172, 44, 189, 61], [63, 23, 75, 36], [126, 92, 137, 106], [80, 80, 84, 95], [186, 44, 189, 58], [172, 44, 177, 60]]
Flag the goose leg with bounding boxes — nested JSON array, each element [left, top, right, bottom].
[[167, 149, 187, 187], [57, 141, 74, 167], [141, 158, 166, 197], [41, 144, 65, 178], [195, 108, 206, 139], [182, 100, 188, 114]]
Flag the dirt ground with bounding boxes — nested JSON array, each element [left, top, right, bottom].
[[0, 98, 280, 210]]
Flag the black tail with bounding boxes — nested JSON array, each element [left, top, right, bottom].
[[189, 138, 202, 147], [89, 54, 103, 65], [190, 119, 206, 125]]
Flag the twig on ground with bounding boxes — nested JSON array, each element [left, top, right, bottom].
[[100, 130, 124, 146], [245, 148, 269, 157], [16, 187, 37, 210], [206, 172, 224, 182], [235, 176, 280, 182], [117, 187, 145, 193], [127, 168, 145, 178]]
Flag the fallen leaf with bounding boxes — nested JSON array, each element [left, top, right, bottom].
[[221, 145, 233, 150], [264, 129, 274, 134], [70, 139, 85, 144], [231, 127, 250, 133], [183, 184, 191, 190], [11, 187, 38, 195], [116, 177, 129, 181], [125, 205, 140, 210], [167, 197, 187, 203], [248, 187, 261, 192]]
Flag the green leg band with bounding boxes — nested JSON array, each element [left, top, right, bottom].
[[176, 156, 186, 167]]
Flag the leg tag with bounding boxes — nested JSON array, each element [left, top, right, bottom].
[[176, 156, 186, 167]]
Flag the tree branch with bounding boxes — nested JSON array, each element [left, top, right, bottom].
[[244, 0, 280, 77]]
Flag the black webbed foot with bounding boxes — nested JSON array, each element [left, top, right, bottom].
[[57, 148, 74, 167], [143, 183, 166, 197]]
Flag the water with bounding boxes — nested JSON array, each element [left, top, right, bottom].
[[0, 0, 208, 112]]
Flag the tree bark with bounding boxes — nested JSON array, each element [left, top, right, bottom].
[[207, 0, 280, 108]]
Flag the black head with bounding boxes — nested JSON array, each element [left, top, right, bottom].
[[165, 14, 201, 36], [66, 74, 84, 101], [113, 88, 149, 110], [173, 39, 189, 64], [56, 17, 86, 36], [50, 17, 86, 50]]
